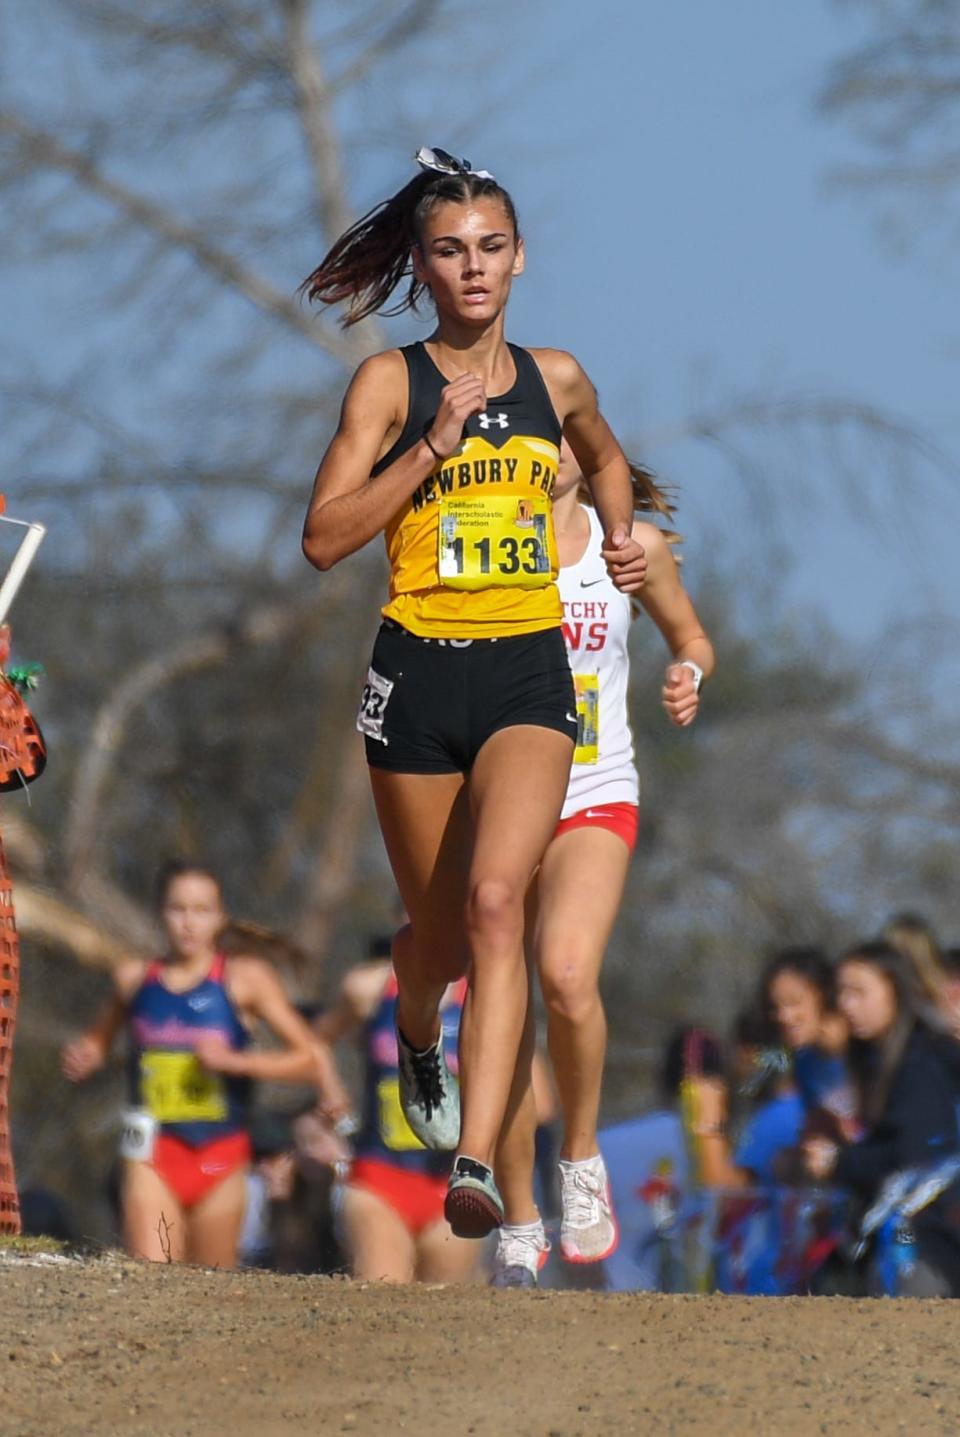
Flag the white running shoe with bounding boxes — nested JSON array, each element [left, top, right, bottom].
[[558, 1154, 619, 1264], [491, 1220, 551, 1289], [396, 1026, 461, 1151]]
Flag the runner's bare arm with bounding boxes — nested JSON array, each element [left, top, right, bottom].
[[635, 522, 715, 728], [314, 961, 392, 1044], [302, 354, 485, 570], [60, 958, 147, 1082], [535, 350, 646, 593], [310, 963, 393, 1121]]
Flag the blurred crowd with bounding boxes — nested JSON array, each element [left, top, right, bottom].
[[28, 906, 960, 1299], [661, 912, 960, 1297], [213, 908, 960, 1295]]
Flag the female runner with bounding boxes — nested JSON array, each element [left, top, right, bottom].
[[301, 147, 646, 1236], [317, 932, 478, 1283], [491, 443, 715, 1284], [61, 861, 320, 1267]]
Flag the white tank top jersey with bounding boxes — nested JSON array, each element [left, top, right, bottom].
[[558, 505, 640, 821]]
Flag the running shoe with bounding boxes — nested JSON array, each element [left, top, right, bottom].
[[445, 1155, 504, 1238], [396, 1027, 461, 1151], [558, 1154, 619, 1263], [490, 1220, 551, 1289]]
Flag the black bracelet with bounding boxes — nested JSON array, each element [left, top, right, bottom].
[[422, 430, 444, 464]]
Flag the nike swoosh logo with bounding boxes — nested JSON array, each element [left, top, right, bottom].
[[580, 578, 605, 589], [585, 809, 615, 819], [565, 713, 577, 723]]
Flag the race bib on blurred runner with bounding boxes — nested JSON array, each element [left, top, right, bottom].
[[377, 1077, 425, 1152], [139, 1050, 228, 1124], [573, 674, 599, 764], [437, 494, 556, 590], [119, 1107, 157, 1162]]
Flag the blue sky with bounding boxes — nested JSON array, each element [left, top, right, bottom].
[[8, 0, 960, 662], [380, 0, 960, 655]]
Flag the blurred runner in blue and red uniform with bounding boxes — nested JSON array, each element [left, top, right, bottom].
[[318, 934, 478, 1283], [62, 861, 323, 1268]]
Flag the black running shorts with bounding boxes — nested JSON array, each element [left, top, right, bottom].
[[358, 620, 578, 774]]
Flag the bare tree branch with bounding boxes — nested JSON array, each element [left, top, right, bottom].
[[13, 880, 143, 969], [328, 0, 444, 97], [278, 0, 354, 243], [63, 599, 320, 891], [292, 737, 371, 957], [0, 110, 362, 366]]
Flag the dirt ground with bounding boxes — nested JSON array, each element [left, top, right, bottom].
[[2, 1255, 959, 1437]]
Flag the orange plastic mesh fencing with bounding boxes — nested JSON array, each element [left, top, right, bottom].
[[0, 678, 45, 790], [0, 834, 20, 1233]]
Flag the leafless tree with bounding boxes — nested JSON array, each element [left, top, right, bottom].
[[820, 0, 960, 248]]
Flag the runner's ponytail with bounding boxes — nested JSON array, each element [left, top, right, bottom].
[[579, 461, 681, 546]]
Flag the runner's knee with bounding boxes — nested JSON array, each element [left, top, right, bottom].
[[541, 960, 602, 1025], [466, 876, 525, 948]]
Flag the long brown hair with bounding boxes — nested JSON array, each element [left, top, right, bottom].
[[218, 919, 308, 978], [301, 157, 519, 327], [840, 939, 949, 1127], [882, 911, 948, 1010], [578, 461, 681, 547]]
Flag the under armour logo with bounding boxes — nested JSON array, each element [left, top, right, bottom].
[[478, 412, 509, 430]]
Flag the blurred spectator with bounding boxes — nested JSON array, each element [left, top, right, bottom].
[[239, 1104, 351, 1272], [659, 1025, 725, 1186], [762, 948, 856, 1140], [882, 911, 949, 1014], [238, 1108, 295, 1268], [687, 1008, 802, 1189], [803, 940, 960, 1297], [941, 948, 960, 1035]]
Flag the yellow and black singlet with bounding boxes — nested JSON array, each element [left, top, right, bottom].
[[373, 342, 563, 639]]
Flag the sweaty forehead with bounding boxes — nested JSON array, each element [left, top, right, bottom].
[[419, 197, 514, 242]]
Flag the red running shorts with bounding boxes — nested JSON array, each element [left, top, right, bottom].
[[553, 801, 639, 853], [149, 1131, 252, 1209], [348, 1157, 449, 1236]]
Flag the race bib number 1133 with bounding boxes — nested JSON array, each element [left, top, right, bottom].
[[438, 494, 556, 591]]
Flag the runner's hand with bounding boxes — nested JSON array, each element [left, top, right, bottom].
[[318, 1083, 354, 1127], [601, 524, 647, 594], [426, 373, 487, 459], [662, 664, 700, 728], [193, 1034, 243, 1075], [61, 1035, 106, 1083]]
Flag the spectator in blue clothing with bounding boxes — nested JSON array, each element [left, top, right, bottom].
[[762, 948, 857, 1142], [685, 1008, 803, 1189]]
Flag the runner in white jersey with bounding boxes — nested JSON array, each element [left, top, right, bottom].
[[491, 440, 715, 1285], [560, 500, 639, 825]]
